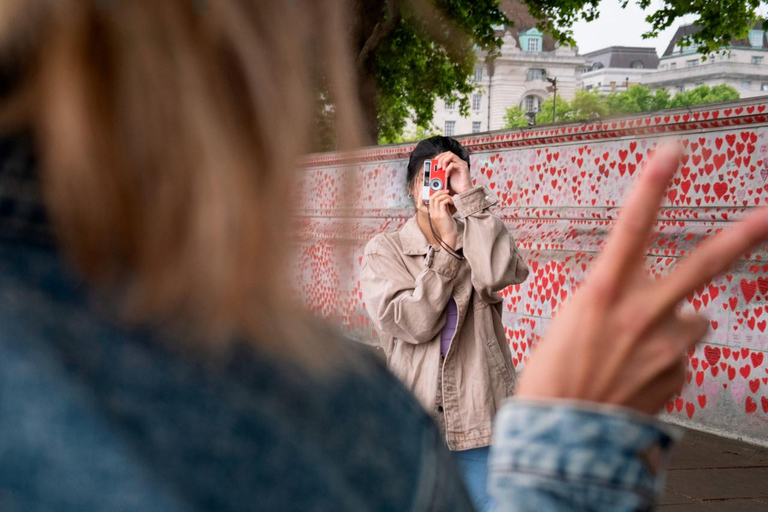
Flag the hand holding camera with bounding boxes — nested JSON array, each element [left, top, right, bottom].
[[436, 151, 471, 195], [420, 151, 467, 258], [421, 152, 471, 204], [428, 191, 458, 248]]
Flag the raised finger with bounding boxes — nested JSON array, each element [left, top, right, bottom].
[[440, 152, 458, 171], [429, 191, 448, 212], [435, 151, 450, 170], [591, 143, 681, 296], [653, 207, 768, 313], [628, 360, 687, 415], [439, 196, 454, 214], [445, 161, 462, 178], [434, 193, 452, 212], [611, 311, 707, 412]]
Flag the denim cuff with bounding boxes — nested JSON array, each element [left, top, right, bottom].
[[453, 186, 496, 219], [490, 399, 680, 502]]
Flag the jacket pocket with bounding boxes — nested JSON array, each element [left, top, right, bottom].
[[388, 340, 413, 383], [485, 338, 515, 388]]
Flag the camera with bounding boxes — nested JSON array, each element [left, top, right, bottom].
[[421, 158, 446, 203]]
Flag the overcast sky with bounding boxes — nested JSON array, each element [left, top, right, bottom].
[[571, 1, 698, 56]]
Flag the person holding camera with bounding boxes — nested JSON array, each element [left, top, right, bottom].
[[361, 136, 529, 511]]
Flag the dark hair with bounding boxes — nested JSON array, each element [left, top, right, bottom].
[[406, 136, 470, 187]]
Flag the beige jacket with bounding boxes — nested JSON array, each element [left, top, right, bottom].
[[361, 186, 529, 450]]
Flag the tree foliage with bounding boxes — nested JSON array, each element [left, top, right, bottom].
[[378, 123, 442, 144], [605, 86, 670, 115], [347, 0, 508, 146], [337, 0, 765, 147], [570, 90, 610, 119], [523, 0, 765, 57], [503, 105, 531, 128], [534, 95, 572, 124], [667, 84, 740, 107], [504, 84, 740, 128]]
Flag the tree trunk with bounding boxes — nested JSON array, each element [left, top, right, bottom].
[[350, 0, 397, 145], [356, 62, 379, 146]]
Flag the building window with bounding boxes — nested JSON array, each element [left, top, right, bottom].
[[444, 120, 455, 136], [526, 68, 547, 81], [750, 31, 764, 47], [670, 62, 677, 70], [660, 64, 668, 70], [474, 67, 484, 81], [630, 60, 644, 69], [743, 81, 751, 90], [527, 37, 540, 52], [686, 59, 698, 67], [676, 85, 685, 93], [591, 62, 604, 71], [752, 56, 764, 65], [585, 85, 593, 91], [523, 95, 541, 113], [472, 94, 482, 110], [762, 83, 768, 91], [445, 100, 455, 110], [472, 121, 482, 133]]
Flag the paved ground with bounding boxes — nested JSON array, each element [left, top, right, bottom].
[[659, 428, 768, 510]]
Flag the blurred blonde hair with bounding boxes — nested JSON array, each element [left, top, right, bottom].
[[0, 0, 362, 361]]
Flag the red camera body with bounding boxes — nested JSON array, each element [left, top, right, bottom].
[[421, 158, 446, 203]]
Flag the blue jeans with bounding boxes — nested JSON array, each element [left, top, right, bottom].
[[453, 446, 493, 512]]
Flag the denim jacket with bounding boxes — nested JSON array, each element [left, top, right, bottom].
[[490, 399, 678, 512], [0, 243, 676, 512]]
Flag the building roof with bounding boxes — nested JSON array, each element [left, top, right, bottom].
[[582, 46, 659, 69], [662, 23, 768, 57], [500, 0, 557, 52]]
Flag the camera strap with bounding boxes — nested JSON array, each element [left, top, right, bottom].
[[427, 209, 464, 261]]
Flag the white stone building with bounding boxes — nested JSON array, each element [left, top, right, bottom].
[[430, 31, 586, 136], [580, 47, 659, 95], [419, 13, 768, 139], [426, 1, 586, 136], [641, 24, 768, 96]]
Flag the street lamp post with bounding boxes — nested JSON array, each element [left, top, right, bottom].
[[546, 76, 558, 123]]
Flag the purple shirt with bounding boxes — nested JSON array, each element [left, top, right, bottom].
[[440, 297, 458, 356]]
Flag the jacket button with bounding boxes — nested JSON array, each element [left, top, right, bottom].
[[437, 405, 444, 413]]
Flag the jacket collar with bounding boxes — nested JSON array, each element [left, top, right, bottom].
[[399, 215, 464, 256]]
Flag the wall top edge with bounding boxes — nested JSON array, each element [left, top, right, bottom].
[[302, 97, 768, 168]]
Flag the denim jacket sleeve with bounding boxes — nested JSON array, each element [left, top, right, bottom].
[[489, 398, 680, 512]]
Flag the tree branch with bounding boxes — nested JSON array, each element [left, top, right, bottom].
[[357, 0, 400, 70]]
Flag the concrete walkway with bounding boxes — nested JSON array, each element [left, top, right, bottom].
[[659, 428, 768, 510]]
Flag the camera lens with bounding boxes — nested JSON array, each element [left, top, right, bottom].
[[430, 179, 443, 191]]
